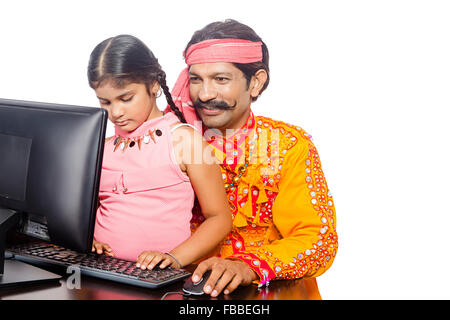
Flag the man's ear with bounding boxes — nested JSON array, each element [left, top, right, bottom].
[[249, 69, 268, 99]]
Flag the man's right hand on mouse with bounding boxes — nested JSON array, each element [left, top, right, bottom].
[[192, 257, 258, 297]]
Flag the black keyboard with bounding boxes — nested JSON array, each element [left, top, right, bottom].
[[7, 242, 191, 289]]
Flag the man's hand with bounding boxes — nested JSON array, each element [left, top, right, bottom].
[[192, 257, 258, 297]]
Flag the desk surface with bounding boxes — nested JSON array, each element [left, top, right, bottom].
[[0, 262, 321, 300]]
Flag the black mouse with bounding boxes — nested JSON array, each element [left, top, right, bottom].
[[182, 270, 212, 295]]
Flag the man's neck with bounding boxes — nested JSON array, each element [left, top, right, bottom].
[[216, 108, 252, 138]]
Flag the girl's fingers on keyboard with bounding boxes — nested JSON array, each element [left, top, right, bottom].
[[147, 253, 164, 270], [159, 255, 174, 269], [92, 241, 113, 255], [137, 251, 158, 269]]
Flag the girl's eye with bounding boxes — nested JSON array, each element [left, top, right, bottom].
[[122, 96, 133, 102], [100, 100, 110, 106]]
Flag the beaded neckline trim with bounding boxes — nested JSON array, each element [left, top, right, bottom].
[[113, 128, 162, 152]]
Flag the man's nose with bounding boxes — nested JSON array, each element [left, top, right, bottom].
[[198, 81, 218, 102]]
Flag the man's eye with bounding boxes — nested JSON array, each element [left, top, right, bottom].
[[189, 77, 200, 82], [215, 77, 229, 82], [100, 100, 110, 105]]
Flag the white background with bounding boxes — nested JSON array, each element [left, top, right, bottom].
[[1, 0, 449, 299]]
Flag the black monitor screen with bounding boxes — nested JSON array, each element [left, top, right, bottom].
[[0, 98, 107, 253]]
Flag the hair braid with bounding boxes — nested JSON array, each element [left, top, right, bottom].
[[158, 73, 187, 123]]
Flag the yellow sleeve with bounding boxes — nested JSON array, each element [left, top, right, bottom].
[[250, 137, 338, 280]]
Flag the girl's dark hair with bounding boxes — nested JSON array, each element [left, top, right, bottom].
[[184, 19, 270, 102], [88, 34, 186, 123]]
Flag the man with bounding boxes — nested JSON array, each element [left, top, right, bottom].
[[167, 19, 338, 297]]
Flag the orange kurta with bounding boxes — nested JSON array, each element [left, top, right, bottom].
[[191, 111, 338, 285]]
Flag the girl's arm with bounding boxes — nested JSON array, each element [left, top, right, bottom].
[[135, 126, 232, 270], [168, 125, 232, 267]]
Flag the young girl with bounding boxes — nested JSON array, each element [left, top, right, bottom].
[[87, 34, 232, 270]]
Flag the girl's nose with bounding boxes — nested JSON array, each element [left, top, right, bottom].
[[109, 103, 125, 120]]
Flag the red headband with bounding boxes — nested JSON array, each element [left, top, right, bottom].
[[185, 38, 263, 65], [165, 38, 263, 128]]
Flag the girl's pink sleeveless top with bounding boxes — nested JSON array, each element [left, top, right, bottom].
[[94, 112, 194, 261]]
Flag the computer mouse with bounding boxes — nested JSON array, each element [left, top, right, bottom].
[[182, 270, 212, 295]]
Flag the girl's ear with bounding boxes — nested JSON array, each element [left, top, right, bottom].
[[149, 81, 161, 96]]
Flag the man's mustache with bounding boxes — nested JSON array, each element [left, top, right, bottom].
[[193, 99, 237, 110]]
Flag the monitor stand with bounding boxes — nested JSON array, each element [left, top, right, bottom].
[[0, 208, 62, 288]]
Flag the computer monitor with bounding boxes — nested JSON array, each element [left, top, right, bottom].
[[0, 97, 107, 288]]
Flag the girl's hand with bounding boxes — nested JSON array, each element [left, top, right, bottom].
[[136, 251, 180, 270], [91, 240, 114, 256]]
